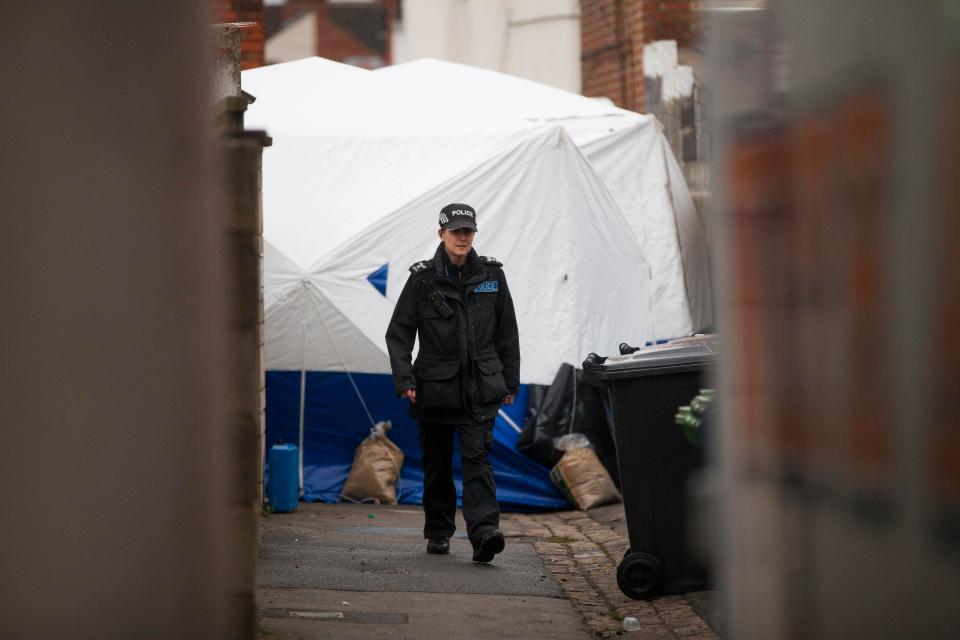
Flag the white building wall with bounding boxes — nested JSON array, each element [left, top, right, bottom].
[[392, 16, 407, 64], [398, 0, 580, 93], [502, 0, 580, 93], [402, 0, 458, 61], [265, 11, 318, 65]]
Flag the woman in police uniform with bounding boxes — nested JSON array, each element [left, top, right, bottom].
[[385, 202, 520, 563]]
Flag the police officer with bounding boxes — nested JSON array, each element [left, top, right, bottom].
[[385, 202, 520, 563]]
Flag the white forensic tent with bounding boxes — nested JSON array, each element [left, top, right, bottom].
[[242, 57, 651, 508], [374, 58, 713, 339]]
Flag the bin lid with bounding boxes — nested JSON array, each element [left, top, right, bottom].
[[587, 335, 718, 380]]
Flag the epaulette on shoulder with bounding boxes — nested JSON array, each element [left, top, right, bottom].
[[409, 260, 434, 275], [479, 255, 502, 267]]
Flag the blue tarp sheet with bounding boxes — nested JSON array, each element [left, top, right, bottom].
[[265, 371, 570, 511]]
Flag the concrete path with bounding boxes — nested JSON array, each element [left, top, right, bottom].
[[258, 502, 590, 639]]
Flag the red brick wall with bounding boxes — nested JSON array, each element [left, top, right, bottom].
[[214, 0, 265, 70], [580, 0, 700, 110], [581, 0, 631, 109], [642, 0, 699, 48]]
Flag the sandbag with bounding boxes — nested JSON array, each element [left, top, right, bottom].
[[340, 421, 404, 505], [549, 436, 621, 510]]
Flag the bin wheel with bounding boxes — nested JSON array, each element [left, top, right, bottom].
[[617, 552, 662, 600]]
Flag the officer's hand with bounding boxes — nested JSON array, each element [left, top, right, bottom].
[[402, 388, 417, 404], [502, 393, 515, 406]]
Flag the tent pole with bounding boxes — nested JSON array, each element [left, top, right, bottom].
[[298, 319, 307, 497], [497, 408, 523, 434], [305, 289, 377, 428]]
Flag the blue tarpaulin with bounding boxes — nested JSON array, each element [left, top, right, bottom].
[[265, 371, 570, 511]]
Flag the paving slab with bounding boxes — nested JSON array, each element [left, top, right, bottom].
[[257, 502, 589, 639], [259, 588, 589, 640], [259, 503, 562, 596]]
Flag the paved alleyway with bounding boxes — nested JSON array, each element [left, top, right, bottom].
[[258, 502, 718, 639], [258, 502, 588, 639]]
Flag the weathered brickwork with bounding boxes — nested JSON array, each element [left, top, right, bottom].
[[580, 0, 701, 110]]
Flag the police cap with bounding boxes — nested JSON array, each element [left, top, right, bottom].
[[438, 203, 477, 231]]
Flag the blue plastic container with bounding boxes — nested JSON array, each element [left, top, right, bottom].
[[266, 443, 299, 513]]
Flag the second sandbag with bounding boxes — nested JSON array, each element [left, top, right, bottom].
[[340, 421, 405, 505], [549, 433, 621, 510]]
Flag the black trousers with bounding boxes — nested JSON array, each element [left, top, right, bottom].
[[419, 420, 499, 548]]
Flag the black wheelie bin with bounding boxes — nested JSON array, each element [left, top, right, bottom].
[[583, 335, 717, 599]]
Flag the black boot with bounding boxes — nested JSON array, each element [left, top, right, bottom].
[[426, 537, 450, 555], [472, 530, 505, 563]]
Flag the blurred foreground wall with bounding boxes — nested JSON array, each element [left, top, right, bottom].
[[711, 1, 960, 638], [1, 4, 252, 638]]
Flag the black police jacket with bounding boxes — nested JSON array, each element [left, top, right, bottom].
[[385, 243, 520, 424]]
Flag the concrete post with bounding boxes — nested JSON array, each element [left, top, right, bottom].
[[213, 22, 273, 639]]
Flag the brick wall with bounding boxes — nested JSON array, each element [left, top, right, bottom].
[[580, 0, 700, 109], [581, 0, 633, 109], [214, 0, 265, 69], [642, 0, 699, 48]]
